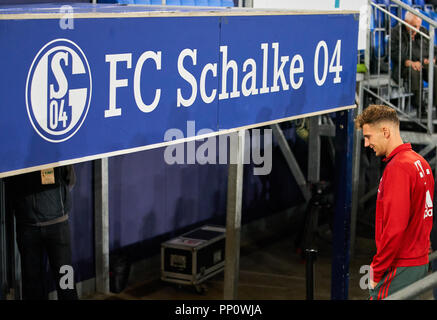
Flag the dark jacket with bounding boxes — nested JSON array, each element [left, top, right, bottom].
[[390, 23, 437, 82], [5, 165, 75, 226]]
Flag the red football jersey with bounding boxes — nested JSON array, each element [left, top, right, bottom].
[[370, 143, 434, 283]]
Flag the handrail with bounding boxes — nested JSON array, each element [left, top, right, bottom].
[[370, 2, 430, 40], [368, 0, 435, 134], [391, 0, 437, 28], [362, 86, 429, 131], [363, 3, 437, 300]]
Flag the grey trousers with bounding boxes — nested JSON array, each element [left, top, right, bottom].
[[402, 64, 437, 113], [369, 264, 428, 300]]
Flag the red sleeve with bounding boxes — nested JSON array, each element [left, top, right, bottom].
[[370, 165, 412, 283]]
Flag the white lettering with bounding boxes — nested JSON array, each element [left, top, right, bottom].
[[260, 43, 269, 94], [100, 39, 346, 118], [163, 128, 185, 165], [59, 265, 74, 290], [219, 305, 262, 316], [175, 304, 209, 318], [424, 189, 433, 219], [271, 42, 289, 92], [219, 46, 240, 100], [187, 120, 196, 165], [200, 63, 217, 104], [252, 129, 272, 176], [359, 265, 373, 290], [59, 5, 74, 30], [163, 123, 272, 175], [414, 160, 425, 178], [196, 128, 216, 164], [329, 39, 343, 83], [241, 58, 258, 96], [177, 49, 198, 107], [50, 51, 69, 100], [314, 41, 328, 86], [105, 53, 132, 117], [289, 54, 304, 90], [134, 51, 161, 113]]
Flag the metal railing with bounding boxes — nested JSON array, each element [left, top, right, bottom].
[[384, 251, 437, 300], [363, 1, 437, 300], [366, 0, 436, 133]]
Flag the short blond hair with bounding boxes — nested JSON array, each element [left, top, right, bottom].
[[354, 105, 400, 129]]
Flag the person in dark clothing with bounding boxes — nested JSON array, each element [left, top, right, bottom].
[[5, 165, 78, 300], [390, 11, 437, 118]]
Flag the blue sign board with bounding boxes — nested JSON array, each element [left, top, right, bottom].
[[0, 5, 358, 177]]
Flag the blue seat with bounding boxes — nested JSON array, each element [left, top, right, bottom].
[[181, 0, 195, 5], [370, 10, 386, 59], [221, 0, 234, 6], [166, 0, 181, 4], [195, 0, 208, 5], [134, 0, 151, 3], [424, 4, 434, 12], [413, 0, 425, 10], [429, 10, 437, 20], [208, 0, 221, 6], [376, 0, 390, 6], [150, 0, 162, 4], [373, 4, 386, 29], [388, 4, 400, 27], [401, 0, 413, 19], [374, 0, 389, 19], [370, 7, 385, 30], [421, 9, 430, 29], [117, 0, 135, 3], [420, 10, 437, 45], [373, 30, 386, 58]]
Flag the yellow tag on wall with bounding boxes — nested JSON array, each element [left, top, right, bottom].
[[41, 168, 55, 185]]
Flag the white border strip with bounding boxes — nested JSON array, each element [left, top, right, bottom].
[[0, 104, 356, 179], [0, 8, 359, 20]]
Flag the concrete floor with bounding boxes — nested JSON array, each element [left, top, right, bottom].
[[83, 231, 434, 300]]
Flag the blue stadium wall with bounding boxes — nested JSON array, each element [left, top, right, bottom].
[[66, 124, 308, 285], [0, 0, 311, 287], [0, 0, 89, 4], [0, 0, 238, 5]]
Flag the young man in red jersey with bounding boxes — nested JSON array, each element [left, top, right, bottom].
[[355, 105, 434, 300]]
